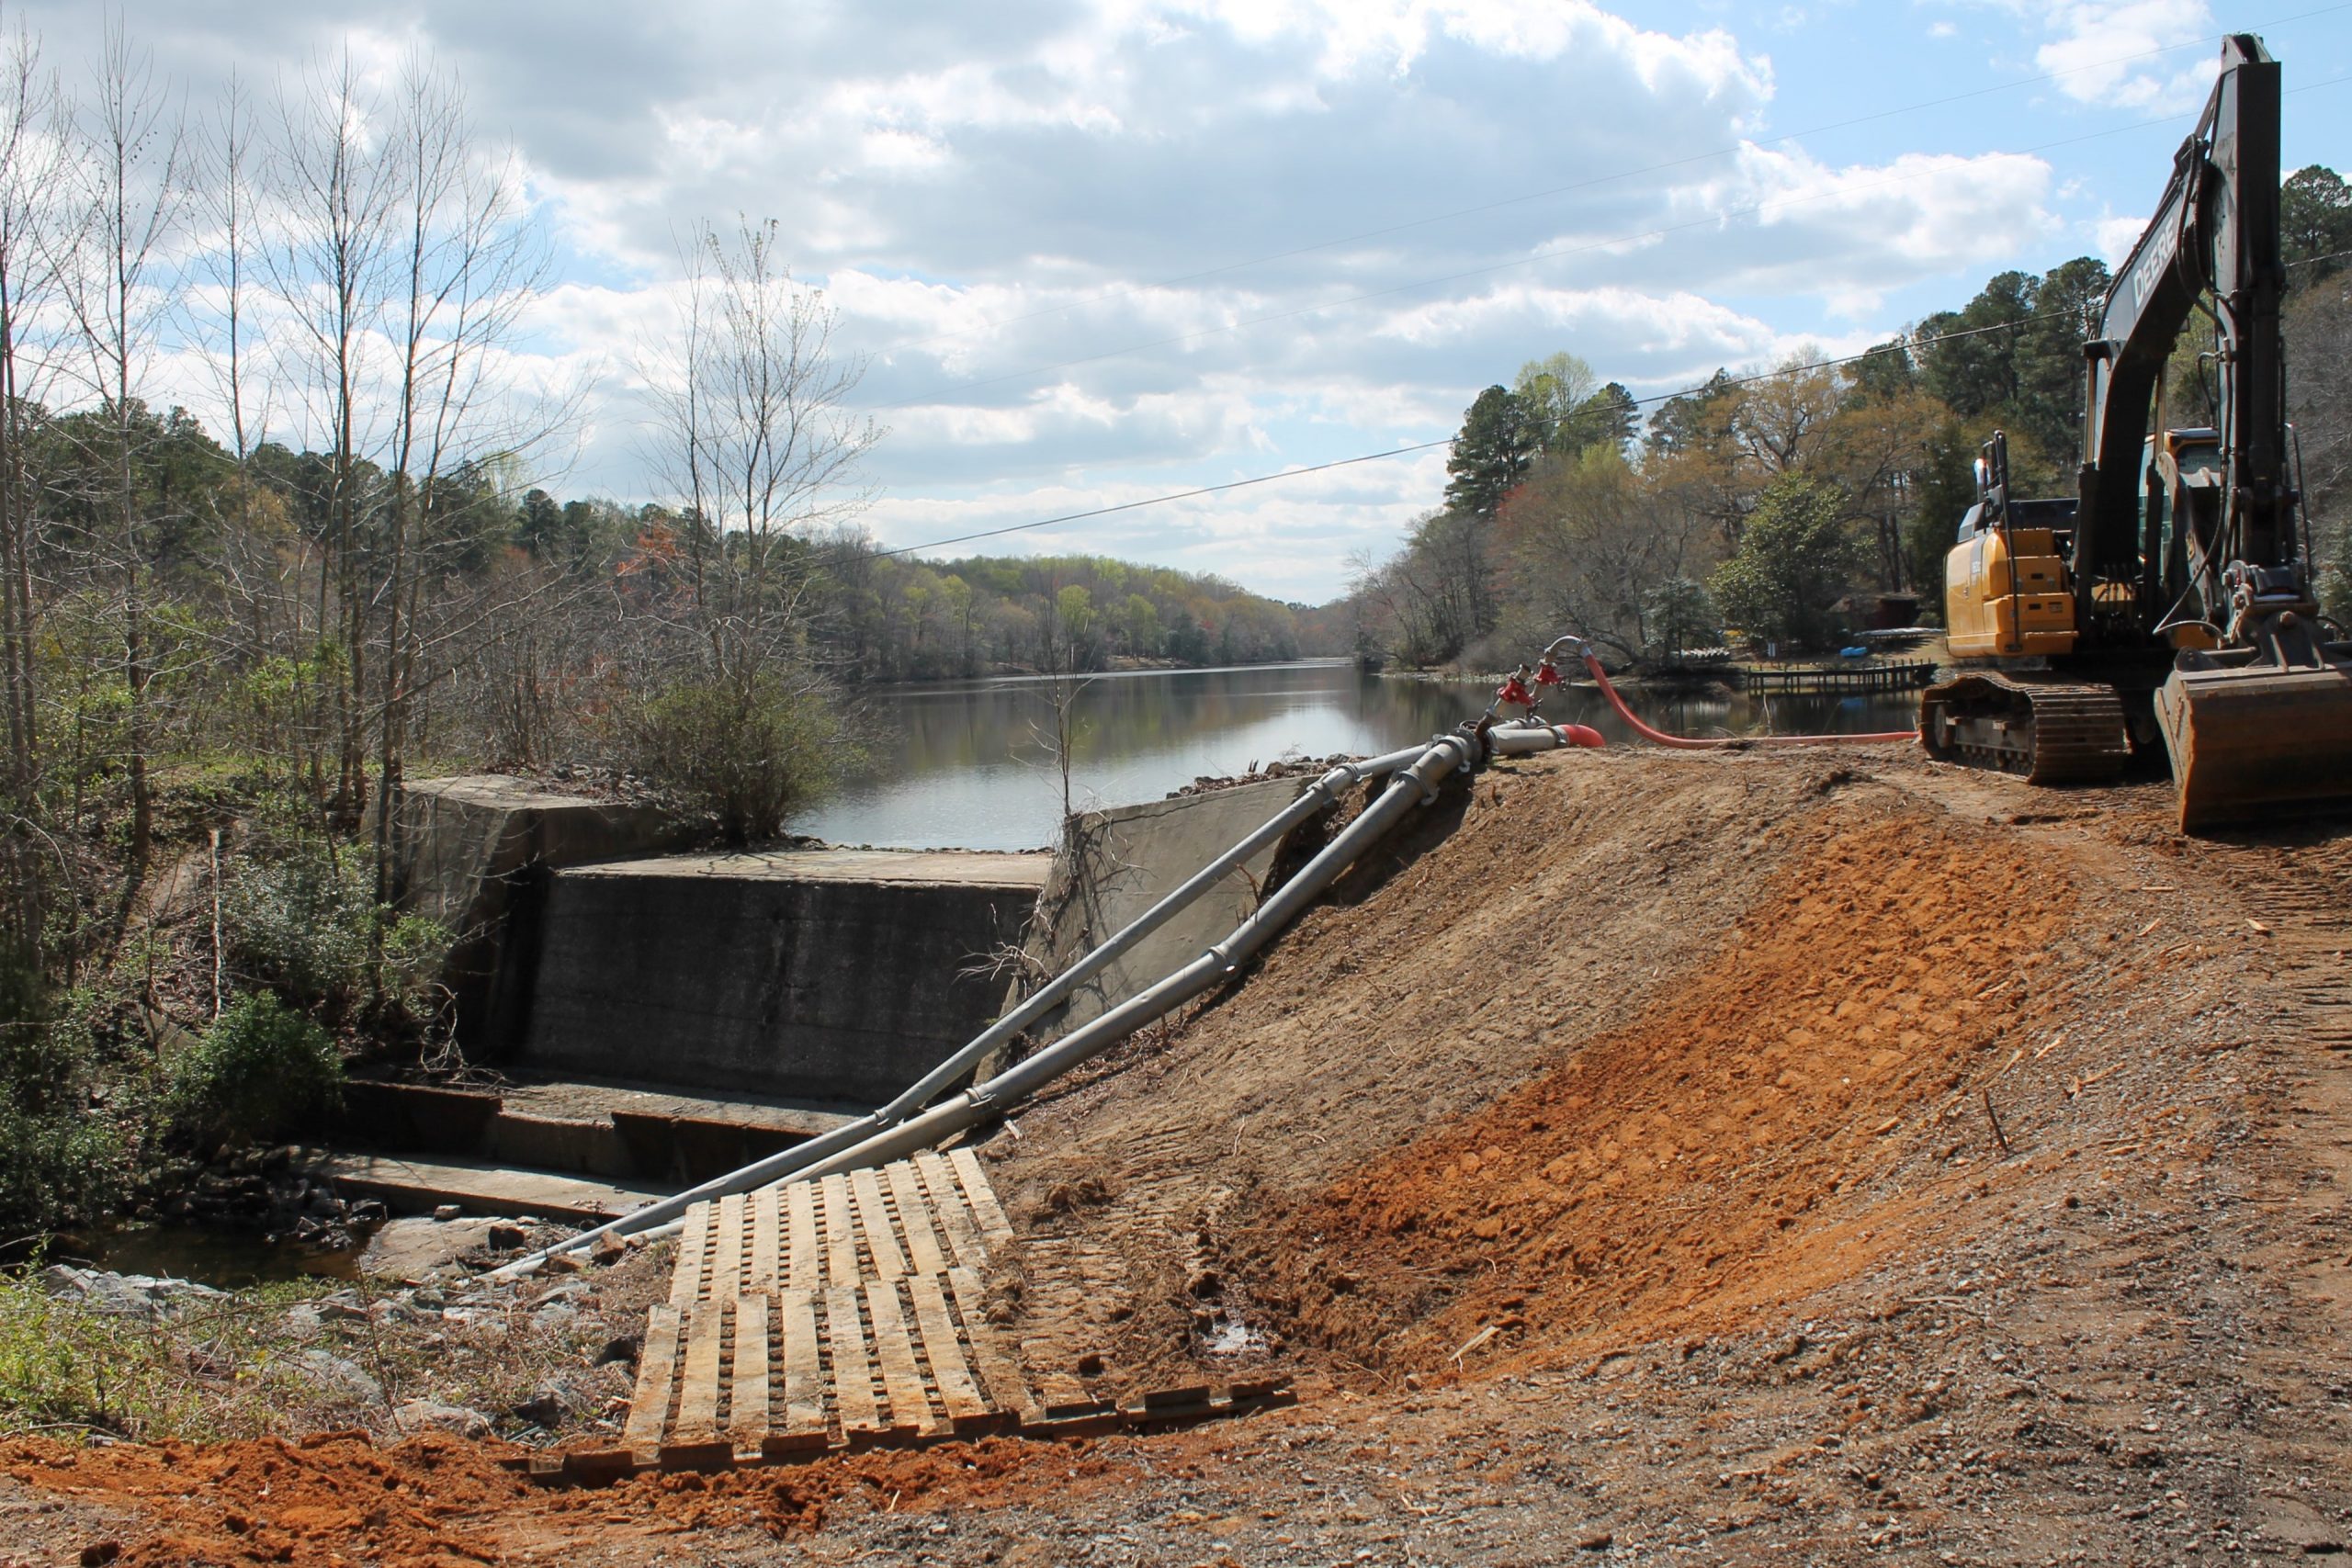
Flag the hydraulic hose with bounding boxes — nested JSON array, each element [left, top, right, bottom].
[[1544, 637, 1916, 748]]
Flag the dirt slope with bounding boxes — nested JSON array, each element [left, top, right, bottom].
[[980, 743, 2352, 1556], [8, 743, 2352, 1563]]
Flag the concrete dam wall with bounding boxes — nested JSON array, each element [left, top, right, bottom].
[[515, 850, 1048, 1107]]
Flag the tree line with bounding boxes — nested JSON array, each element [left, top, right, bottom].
[[0, 22, 1329, 1234], [1351, 164, 2352, 668]]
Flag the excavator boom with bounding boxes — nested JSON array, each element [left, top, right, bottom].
[[1931, 33, 2352, 829]]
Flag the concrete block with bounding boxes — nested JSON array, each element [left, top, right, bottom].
[[516, 852, 1047, 1106], [378, 775, 699, 1054]]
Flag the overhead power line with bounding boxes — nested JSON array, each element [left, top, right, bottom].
[[872, 242, 2352, 562]]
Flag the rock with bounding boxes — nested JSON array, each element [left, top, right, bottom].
[[1577, 1529, 1614, 1551], [510, 1387, 568, 1427], [296, 1349, 384, 1405], [282, 1304, 323, 1339], [79, 1541, 120, 1566], [594, 1335, 641, 1368], [485, 1223, 527, 1251], [40, 1267, 228, 1321], [546, 1252, 587, 1274], [394, 1398, 492, 1438], [432, 1204, 461, 1222], [358, 1217, 506, 1280], [529, 1279, 591, 1309]]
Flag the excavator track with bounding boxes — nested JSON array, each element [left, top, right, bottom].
[[1918, 671, 2133, 784]]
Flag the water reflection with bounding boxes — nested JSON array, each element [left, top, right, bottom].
[[798, 660, 1919, 851]]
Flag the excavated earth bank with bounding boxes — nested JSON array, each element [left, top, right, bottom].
[[7, 744, 2352, 1564]]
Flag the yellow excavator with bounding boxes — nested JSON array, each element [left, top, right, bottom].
[[1921, 34, 2352, 829]]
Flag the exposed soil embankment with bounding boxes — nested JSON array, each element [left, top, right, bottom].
[[10, 746, 2352, 1563], [1238, 807, 2106, 1369]]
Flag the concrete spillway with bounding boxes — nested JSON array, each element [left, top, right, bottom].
[[514, 850, 1049, 1107]]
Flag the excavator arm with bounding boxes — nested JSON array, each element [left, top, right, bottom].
[[2078, 34, 2293, 617], [2078, 35, 2351, 828]]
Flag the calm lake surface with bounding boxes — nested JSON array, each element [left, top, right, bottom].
[[795, 660, 1920, 852]]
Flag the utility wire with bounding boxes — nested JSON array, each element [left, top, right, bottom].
[[854, 2, 2352, 366], [859, 73, 2352, 416], [871, 243, 2352, 561]]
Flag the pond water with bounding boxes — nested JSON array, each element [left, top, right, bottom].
[[795, 660, 1921, 852], [52, 1224, 365, 1290]]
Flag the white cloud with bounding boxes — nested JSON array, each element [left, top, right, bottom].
[[2094, 212, 2152, 265], [6, 0, 2100, 597], [1950, 0, 2222, 110]]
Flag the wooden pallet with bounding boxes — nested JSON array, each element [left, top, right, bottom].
[[666, 1149, 1014, 1306], [598, 1149, 1293, 1480]]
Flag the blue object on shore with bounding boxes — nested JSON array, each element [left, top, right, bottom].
[[1839, 646, 1870, 659]]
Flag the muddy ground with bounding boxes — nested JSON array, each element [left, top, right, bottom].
[[6, 744, 2351, 1564]]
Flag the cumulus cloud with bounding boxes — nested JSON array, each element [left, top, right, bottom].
[[9, 0, 2077, 597]]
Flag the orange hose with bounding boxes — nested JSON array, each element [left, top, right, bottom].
[[1579, 653, 1917, 748]]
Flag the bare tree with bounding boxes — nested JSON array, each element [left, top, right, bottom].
[[0, 24, 68, 957], [643, 217, 878, 683], [366, 58, 554, 897], [57, 21, 187, 880], [266, 50, 401, 825]]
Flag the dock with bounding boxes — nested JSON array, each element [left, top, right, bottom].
[[1731, 660, 1938, 694]]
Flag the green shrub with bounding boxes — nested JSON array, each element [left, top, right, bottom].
[[220, 829, 448, 1025], [619, 666, 853, 844], [0, 961, 127, 1236], [168, 994, 343, 1147], [1708, 476, 1872, 652]]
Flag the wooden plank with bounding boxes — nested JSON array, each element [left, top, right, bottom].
[[712, 1193, 746, 1301], [624, 1303, 684, 1450], [671, 1201, 709, 1306], [821, 1176, 861, 1288], [946, 1266, 1035, 1418], [825, 1286, 881, 1435], [673, 1299, 725, 1439], [749, 1185, 783, 1293], [917, 1152, 988, 1269], [864, 1280, 935, 1434], [778, 1288, 826, 1436], [886, 1161, 947, 1276], [906, 1272, 988, 1421], [950, 1147, 1015, 1242], [728, 1293, 771, 1447], [850, 1167, 908, 1280], [786, 1180, 819, 1290]]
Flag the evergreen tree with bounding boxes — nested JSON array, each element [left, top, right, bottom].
[[1571, 381, 1640, 455], [1443, 385, 1540, 518], [1645, 368, 1737, 458], [2282, 164, 2352, 287]]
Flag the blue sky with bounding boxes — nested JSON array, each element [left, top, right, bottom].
[[21, 0, 2352, 601]]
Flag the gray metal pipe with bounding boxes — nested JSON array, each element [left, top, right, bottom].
[[492, 742, 1429, 1277], [774, 729, 1486, 1185]]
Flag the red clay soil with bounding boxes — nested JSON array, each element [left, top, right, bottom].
[[13, 747, 2352, 1563], [0, 1430, 1133, 1565], [1240, 812, 2083, 1369]]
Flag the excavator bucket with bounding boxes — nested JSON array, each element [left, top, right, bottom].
[[2156, 655, 2352, 829]]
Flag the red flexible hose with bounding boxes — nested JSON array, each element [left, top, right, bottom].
[[1579, 653, 1917, 749]]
